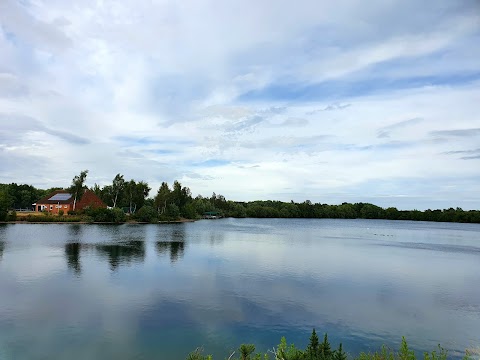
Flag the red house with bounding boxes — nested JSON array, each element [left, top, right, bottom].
[[34, 189, 106, 214]]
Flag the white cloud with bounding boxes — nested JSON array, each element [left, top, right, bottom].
[[0, 0, 479, 208]]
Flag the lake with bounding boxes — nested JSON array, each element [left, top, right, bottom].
[[0, 219, 479, 359]]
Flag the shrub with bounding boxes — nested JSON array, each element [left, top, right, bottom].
[[111, 208, 126, 223], [58, 210, 64, 216], [6, 210, 17, 221], [166, 203, 180, 218], [24, 214, 82, 222], [135, 205, 158, 222], [84, 207, 126, 223]]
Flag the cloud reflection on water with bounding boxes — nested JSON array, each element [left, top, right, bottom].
[[0, 220, 479, 359]]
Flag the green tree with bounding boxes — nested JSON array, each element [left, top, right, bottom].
[[320, 333, 332, 359], [170, 180, 192, 215], [276, 336, 304, 360], [184, 203, 197, 219], [125, 180, 137, 213], [239, 344, 256, 360], [111, 173, 125, 208], [68, 170, 88, 211], [185, 348, 212, 360], [134, 181, 151, 211], [334, 343, 347, 360], [92, 183, 102, 197], [155, 182, 171, 214], [398, 337, 415, 360], [0, 190, 13, 221], [166, 203, 180, 218], [306, 329, 320, 358]]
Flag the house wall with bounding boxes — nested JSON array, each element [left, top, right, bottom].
[[36, 203, 71, 214]]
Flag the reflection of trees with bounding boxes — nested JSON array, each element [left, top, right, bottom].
[[96, 241, 145, 271], [154, 224, 186, 263], [156, 241, 185, 263], [65, 224, 83, 275], [65, 242, 82, 275], [0, 225, 6, 260], [171, 229, 185, 242], [209, 231, 225, 246], [68, 224, 82, 239]]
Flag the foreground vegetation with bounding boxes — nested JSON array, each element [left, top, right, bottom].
[[1, 170, 479, 223], [186, 330, 475, 360]]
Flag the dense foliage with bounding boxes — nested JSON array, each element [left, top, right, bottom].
[[225, 201, 480, 223], [84, 207, 127, 223], [1, 170, 480, 223], [185, 330, 474, 360]]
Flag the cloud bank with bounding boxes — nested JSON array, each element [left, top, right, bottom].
[[0, 0, 479, 209]]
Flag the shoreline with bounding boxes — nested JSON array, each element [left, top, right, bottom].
[[0, 218, 197, 225]]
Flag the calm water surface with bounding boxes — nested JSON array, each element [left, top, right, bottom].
[[0, 219, 479, 359]]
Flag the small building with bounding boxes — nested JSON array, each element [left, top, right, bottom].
[[33, 189, 106, 214], [203, 211, 220, 219]]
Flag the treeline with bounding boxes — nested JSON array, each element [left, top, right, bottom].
[[0, 183, 58, 211], [1, 170, 480, 223], [185, 329, 473, 360], [219, 200, 480, 223]]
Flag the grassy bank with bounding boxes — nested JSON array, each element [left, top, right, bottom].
[[2, 210, 196, 224], [186, 330, 476, 360]]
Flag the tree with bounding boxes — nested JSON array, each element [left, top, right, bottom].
[[125, 180, 137, 214], [133, 181, 151, 213], [111, 173, 125, 208], [276, 336, 305, 360], [92, 183, 102, 197], [398, 336, 415, 360], [239, 344, 256, 360], [68, 170, 88, 211], [168, 180, 193, 216], [0, 190, 12, 221], [320, 333, 332, 359], [306, 329, 320, 358], [334, 343, 347, 360], [155, 182, 171, 214]]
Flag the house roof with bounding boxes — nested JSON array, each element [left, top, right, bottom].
[[36, 190, 74, 204]]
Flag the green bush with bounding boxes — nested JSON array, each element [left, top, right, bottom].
[[6, 210, 17, 221], [111, 208, 126, 223], [24, 215, 82, 222], [135, 205, 158, 222], [58, 210, 64, 216], [84, 207, 126, 223]]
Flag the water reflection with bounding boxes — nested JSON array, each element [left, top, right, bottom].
[[96, 241, 146, 271], [156, 241, 185, 263], [0, 225, 6, 260], [0, 220, 480, 360], [62, 225, 190, 271], [67, 224, 83, 240], [65, 242, 82, 275], [64, 225, 83, 275], [209, 231, 225, 245]]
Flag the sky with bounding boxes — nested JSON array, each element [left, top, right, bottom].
[[0, 0, 479, 210]]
